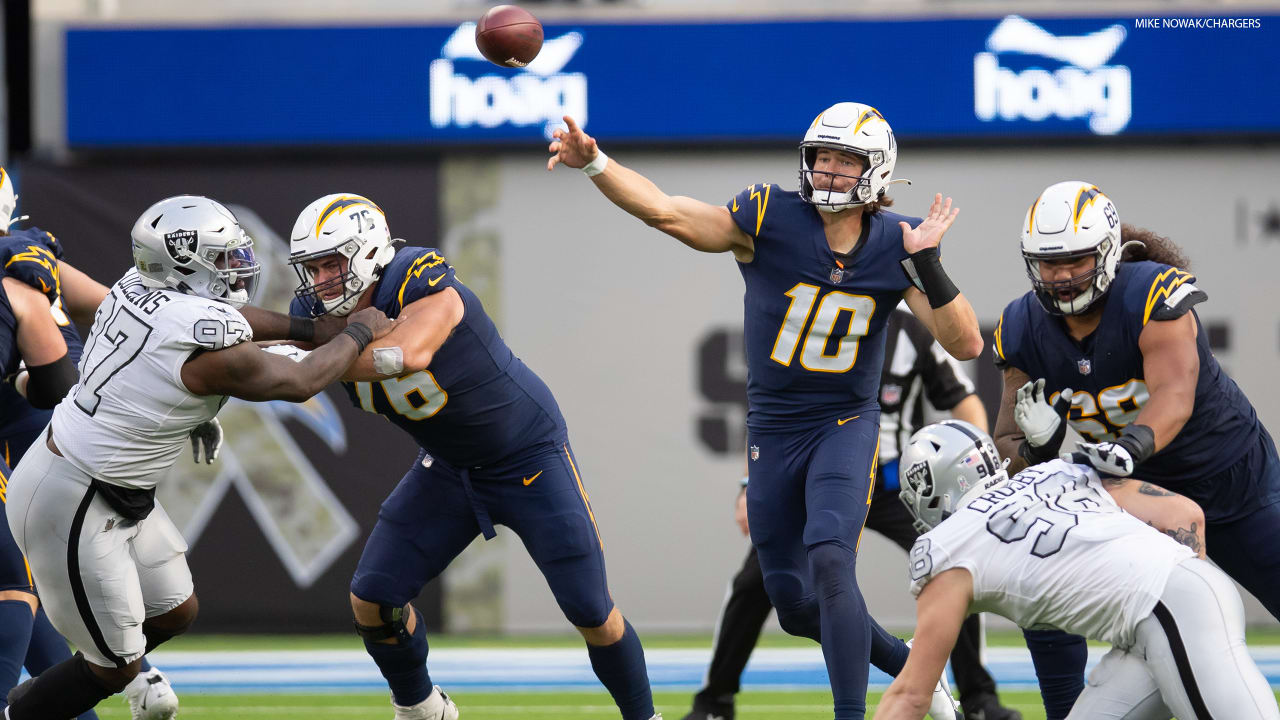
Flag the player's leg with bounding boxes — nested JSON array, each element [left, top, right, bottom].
[[0, 459, 37, 716], [800, 417, 879, 720], [746, 430, 816, 641], [1133, 558, 1280, 719], [685, 546, 771, 720], [500, 442, 655, 720], [351, 458, 479, 718], [3, 441, 151, 718], [1064, 647, 1170, 720], [1021, 628, 1088, 720], [1203, 428, 1280, 620]]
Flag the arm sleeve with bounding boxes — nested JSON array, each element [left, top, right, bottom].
[[1, 229, 64, 303], [390, 248, 458, 312], [725, 183, 776, 239]]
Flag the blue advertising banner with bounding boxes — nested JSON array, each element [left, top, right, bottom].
[[64, 14, 1280, 147]]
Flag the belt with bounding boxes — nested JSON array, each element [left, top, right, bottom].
[[45, 426, 63, 457]]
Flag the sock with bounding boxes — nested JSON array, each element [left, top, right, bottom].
[[808, 542, 868, 720], [0, 601, 33, 711], [20, 609, 99, 720], [1023, 628, 1087, 720], [868, 618, 910, 677], [6, 654, 114, 720], [363, 608, 431, 707], [586, 619, 654, 720], [139, 657, 152, 673]]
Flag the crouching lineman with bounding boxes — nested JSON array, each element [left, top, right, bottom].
[[876, 420, 1280, 719], [3, 196, 391, 720]]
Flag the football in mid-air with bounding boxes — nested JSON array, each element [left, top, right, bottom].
[[475, 5, 544, 68]]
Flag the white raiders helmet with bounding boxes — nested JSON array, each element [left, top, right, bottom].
[[899, 420, 1009, 533], [1021, 181, 1122, 315], [799, 102, 899, 213], [289, 194, 395, 317], [131, 196, 261, 308]]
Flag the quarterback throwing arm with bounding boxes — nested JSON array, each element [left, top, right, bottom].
[[547, 115, 982, 362]]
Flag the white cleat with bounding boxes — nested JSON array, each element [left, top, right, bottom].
[[123, 668, 179, 720], [393, 685, 459, 720]]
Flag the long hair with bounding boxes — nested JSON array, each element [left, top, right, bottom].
[[864, 194, 894, 214], [1119, 224, 1191, 270]]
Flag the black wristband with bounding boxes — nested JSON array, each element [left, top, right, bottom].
[[1018, 438, 1059, 466], [1115, 424, 1156, 466], [909, 247, 961, 309], [340, 322, 374, 354], [288, 316, 315, 343]]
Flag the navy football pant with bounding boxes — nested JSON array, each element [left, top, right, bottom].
[[1202, 429, 1280, 620], [747, 414, 903, 720], [352, 441, 612, 627]]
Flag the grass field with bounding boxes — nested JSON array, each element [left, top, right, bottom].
[[81, 631, 1280, 719]]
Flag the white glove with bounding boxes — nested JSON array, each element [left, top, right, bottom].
[[190, 418, 224, 464], [1013, 379, 1072, 464], [1067, 441, 1136, 477]]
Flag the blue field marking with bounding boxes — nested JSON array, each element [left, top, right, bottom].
[[134, 646, 1280, 694]]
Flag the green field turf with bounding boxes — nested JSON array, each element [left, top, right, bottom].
[[89, 689, 1047, 719]]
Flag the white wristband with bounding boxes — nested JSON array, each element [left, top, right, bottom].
[[582, 150, 609, 177]]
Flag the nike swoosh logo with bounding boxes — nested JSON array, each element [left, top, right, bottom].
[[837, 415, 859, 425], [522, 471, 543, 486], [428, 273, 447, 287]]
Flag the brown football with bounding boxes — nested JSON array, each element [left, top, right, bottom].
[[475, 5, 544, 68]]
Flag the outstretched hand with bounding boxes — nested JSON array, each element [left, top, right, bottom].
[[900, 194, 960, 254], [546, 115, 599, 171]]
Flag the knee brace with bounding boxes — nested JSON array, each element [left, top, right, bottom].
[[354, 604, 412, 643]]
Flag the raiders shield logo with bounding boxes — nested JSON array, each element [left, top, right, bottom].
[[1077, 358, 1092, 375], [749, 445, 760, 461], [164, 229, 198, 264], [904, 460, 933, 496], [829, 267, 843, 284]]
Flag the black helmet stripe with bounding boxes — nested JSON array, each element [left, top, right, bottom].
[[940, 421, 998, 476]]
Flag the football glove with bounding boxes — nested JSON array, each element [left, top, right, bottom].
[[189, 418, 224, 464], [1014, 379, 1072, 465], [1068, 424, 1156, 478]]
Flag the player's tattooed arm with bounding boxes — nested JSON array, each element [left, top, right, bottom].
[[340, 288, 463, 382], [1104, 478, 1206, 558], [547, 115, 753, 260]]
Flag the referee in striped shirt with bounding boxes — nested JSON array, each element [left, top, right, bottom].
[[682, 307, 1021, 720]]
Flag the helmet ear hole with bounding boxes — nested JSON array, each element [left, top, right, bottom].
[[926, 497, 942, 510]]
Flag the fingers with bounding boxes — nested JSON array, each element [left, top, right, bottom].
[[899, 221, 911, 235], [1016, 381, 1033, 403], [191, 435, 201, 464], [562, 115, 580, 133], [1033, 378, 1046, 403], [546, 155, 561, 172]]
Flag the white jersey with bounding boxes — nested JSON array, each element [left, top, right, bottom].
[[50, 268, 251, 489], [909, 460, 1194, 646]]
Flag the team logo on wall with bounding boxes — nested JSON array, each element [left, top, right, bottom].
[[164, 229, 198, 263]]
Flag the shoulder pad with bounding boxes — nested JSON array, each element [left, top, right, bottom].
[[1, 229, 63, 302], [726, 183, 777, 239], [991, 302, 1021, 371], [392, 248, 456, 311], [1137, 266, 1205, 324]]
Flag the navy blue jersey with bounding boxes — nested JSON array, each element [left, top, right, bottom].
[[728, 184, 919, 431], [290, 247, 566, 471], [0, 228, 86, 450], [994, 260, 1258, 488]]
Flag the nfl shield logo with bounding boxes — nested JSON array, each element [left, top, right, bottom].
[[881, 383, 902, 406], [829, 267, 843, 284], [749, 445, 760, 461], [1077, 358, 1092, 375]]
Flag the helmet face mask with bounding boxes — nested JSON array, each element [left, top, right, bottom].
[[289, 194, 394, 317], [131, 196, 262, 308], [798, 103, 898, 213], [1021, 181, 1121, 316], [899, 420, 1009, 533]]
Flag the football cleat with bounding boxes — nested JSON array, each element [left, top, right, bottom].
[[392, 685, 459, 720], [961, 693, 1024, 720], [680, 709, 730, 720], [123, 667, 179, 720]]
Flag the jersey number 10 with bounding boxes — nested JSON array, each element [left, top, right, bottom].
[[770, 283, 875, 373]]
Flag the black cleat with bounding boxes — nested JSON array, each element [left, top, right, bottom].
[[6, 676, 36, 707], [961, 694, 1023, 720], [679, 706, 734, 720]]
